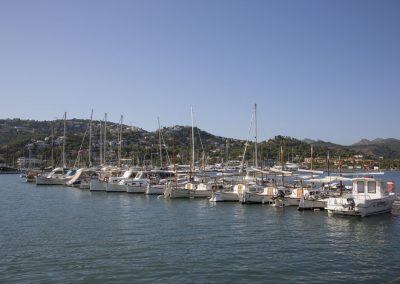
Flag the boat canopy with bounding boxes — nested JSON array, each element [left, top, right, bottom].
[[306, 176, 351, 183]]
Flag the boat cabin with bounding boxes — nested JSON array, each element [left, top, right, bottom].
[[352, 178, 391, 198]]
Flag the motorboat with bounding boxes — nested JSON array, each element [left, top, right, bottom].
[[106, 170, 136, 192], [326, 177, 396, 217], [237, 184, 273, 204], [163, 182, 212, 199], [298, 188, 329, 210], [209, 184, 238, 202], [35, 167, 76, 185]]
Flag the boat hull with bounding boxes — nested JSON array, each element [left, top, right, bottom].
[[298, 198, 327, 210], [126, 181, 148, 193], [35, 176, 70, 185], [326, 194, 396, 217], [239, 192, 274, 204], [209, 192, 239, 202], [165, 188, 212, 199], [106, 183, 127, 192], [90, 179, 106, 191], [146, 185, 165, 195]]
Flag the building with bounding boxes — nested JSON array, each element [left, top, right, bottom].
[[17, 157, 44, 168]]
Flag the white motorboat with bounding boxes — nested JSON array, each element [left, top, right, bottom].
[[125, 179, 148, 193], [274, 187, 321, 207], [326, 177, 396, 217], [237, 184, 270, 204], [238, 185, 289, 204], [209, 184, 238, 202], [90, 178, 107, 191], [35, 168, 76, 185], [106, 170, 136, 192], [164, 182, 212, 199], [65, 168, 84, 186], [146, 184, 165, 195], [298, 188, 329, 210], [118, 170, 175, 194]]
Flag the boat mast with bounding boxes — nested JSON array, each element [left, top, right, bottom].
[[240, 107, 255, 173], [280, 145, 284, 185], [118, 115, 123, 167], [62, 112, 66, 168], [311, 144, 314, 179], [51, 121, 54, 168], [104, 113, 107, 165], [254, 103, 258, 169], [158, 117, 163, 168], [99, 119, 103, 165], [28, 145, 32, 169], [327, 151, 330, 177], [191, 106, 195, 174], [89, 109, 93, 167]]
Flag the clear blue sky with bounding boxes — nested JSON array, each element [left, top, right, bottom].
[[0, 0, 399, 145]]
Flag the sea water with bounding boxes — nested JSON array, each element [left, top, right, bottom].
[[1, 173, 400, 283]]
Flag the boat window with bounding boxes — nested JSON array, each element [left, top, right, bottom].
[[367, 181, 376, 193], [357, 181, 364, 193]]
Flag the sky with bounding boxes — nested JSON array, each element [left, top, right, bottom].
[[0, 0, 399, 145]]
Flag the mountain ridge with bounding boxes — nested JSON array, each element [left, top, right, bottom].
[[1, 119, 400, 161]]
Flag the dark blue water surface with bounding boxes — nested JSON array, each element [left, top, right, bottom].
[[1, 173, 400, 283]]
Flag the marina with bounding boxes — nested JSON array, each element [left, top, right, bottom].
[[1, 1, 399, 282], [1, 172, 400, 283]]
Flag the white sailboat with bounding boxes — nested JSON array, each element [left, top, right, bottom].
[[36, 112, 73, 185], [164, 107, 212, 199]]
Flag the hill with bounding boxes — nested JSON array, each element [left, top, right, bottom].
[[350, 138, 400, 159], [0, 118, 395, 167]]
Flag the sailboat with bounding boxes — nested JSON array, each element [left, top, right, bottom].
[[36, 112, 76, 185], [164, 107, 212, 199]]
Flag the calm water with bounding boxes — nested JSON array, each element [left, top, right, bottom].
[[1, 173, 400, 283]]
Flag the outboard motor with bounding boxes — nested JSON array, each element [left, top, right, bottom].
[[347, 198, 355, 210]]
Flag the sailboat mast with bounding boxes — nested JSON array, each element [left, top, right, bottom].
[[310, 144, 314, 179], [158, 117, 163, 168], [191, 106, 195, 172], [254, 103, 258, 168], [62, 112, 67, 168], [327, 151, 330, 176], [280, 145, 284, 185], [99, 120, 103, 165], [118, 115, 123, 167], [51, 121, 54, 168], [104, 113, 107, 165], [89, 109, 93, 167], [240, 108, 254, 173], [311, 144, 314, 171]]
